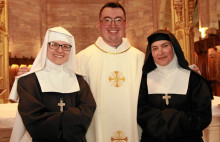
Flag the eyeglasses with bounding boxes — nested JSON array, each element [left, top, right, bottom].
[[100, 17, 125, 26], [48, 42, 72, 51]]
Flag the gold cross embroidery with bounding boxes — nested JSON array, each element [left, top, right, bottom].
[[109, 71, 125, 88], [111, 130, 128, 142]]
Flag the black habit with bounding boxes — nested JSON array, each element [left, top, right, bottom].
[[17, 73, 96, 142]]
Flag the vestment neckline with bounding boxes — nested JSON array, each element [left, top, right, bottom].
[[94, 43, 131, 55]]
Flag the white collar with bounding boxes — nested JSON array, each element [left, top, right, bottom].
[[155, 54, 178, 76], [36, 59, 79, 93], [147, 54, 190, 94], [95, 37, 130, 54]]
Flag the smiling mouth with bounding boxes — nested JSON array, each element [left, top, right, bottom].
[[158, 57, 166, 60], [109, 30, 118, 33], [54, 54, 64, 58]]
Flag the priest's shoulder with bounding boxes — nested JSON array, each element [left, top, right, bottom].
[[130, 46, 145, 56], [129, 46, 145, 61], [76, 44, 97, 57]]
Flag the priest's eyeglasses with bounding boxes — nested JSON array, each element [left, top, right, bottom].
[[48, 42, 72, 51], [100, 17, 125, 26]]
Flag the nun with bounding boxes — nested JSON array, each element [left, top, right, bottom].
[[137, 30, 213, 142], [9, 27, 96, 142]]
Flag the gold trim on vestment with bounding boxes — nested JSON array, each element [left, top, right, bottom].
[[94, 43, 131, 55]]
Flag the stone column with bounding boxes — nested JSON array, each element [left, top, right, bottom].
[[171, 0, 196, 64], [0, 0, 9, 103]]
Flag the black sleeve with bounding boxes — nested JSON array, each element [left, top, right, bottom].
[[137, 72, 212, 141], [62, 75, 96, 141], [137, 74, 167, 140], [18, 74, 96, 142]]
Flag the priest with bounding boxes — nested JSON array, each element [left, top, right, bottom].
[[76, 2, 145, 142]]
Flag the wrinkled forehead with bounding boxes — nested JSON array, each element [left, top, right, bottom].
[[48, 31, 71, 45]]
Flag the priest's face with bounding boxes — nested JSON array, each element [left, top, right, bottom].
[[47, 41, 71, 65], [98, 7, 127, 47], [151, 40, 174, 66]]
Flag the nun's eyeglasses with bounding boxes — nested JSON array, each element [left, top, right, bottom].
[[48, 42, 72, 51]]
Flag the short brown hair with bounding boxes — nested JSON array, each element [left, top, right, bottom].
[[99, 2, 126, 20]]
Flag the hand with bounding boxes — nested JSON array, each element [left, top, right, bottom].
[[189, 64, 201, 75], [17, 66, 30, 76]]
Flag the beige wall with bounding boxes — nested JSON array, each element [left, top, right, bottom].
[[125, 0, 155, 53], [7, 0, 220, 59], [8, 0, 42, 58], [8, 0, 162, 59]]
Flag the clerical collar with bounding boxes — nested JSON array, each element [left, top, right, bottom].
[[114, 42, 123, 49], [95, 37, 131, 55], [95, 43, 131, 55]]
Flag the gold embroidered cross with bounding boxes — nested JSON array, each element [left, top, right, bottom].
[[109, 71, 125, 88], [111, 130, 128, 142], [162, 94, 171, 105]]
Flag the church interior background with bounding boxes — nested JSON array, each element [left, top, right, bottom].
[[0, 0, 220, 141], [1, 0, 220, 102]]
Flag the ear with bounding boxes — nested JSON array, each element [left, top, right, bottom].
[[125, 21, 128, 28], [97, 21, 101, 31]]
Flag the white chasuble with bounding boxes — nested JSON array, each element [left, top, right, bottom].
[[76, 37, 145, 142]]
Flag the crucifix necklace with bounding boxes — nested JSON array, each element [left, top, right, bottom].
[[58, 98, 65, 112], [162, 93, 171, 105]]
